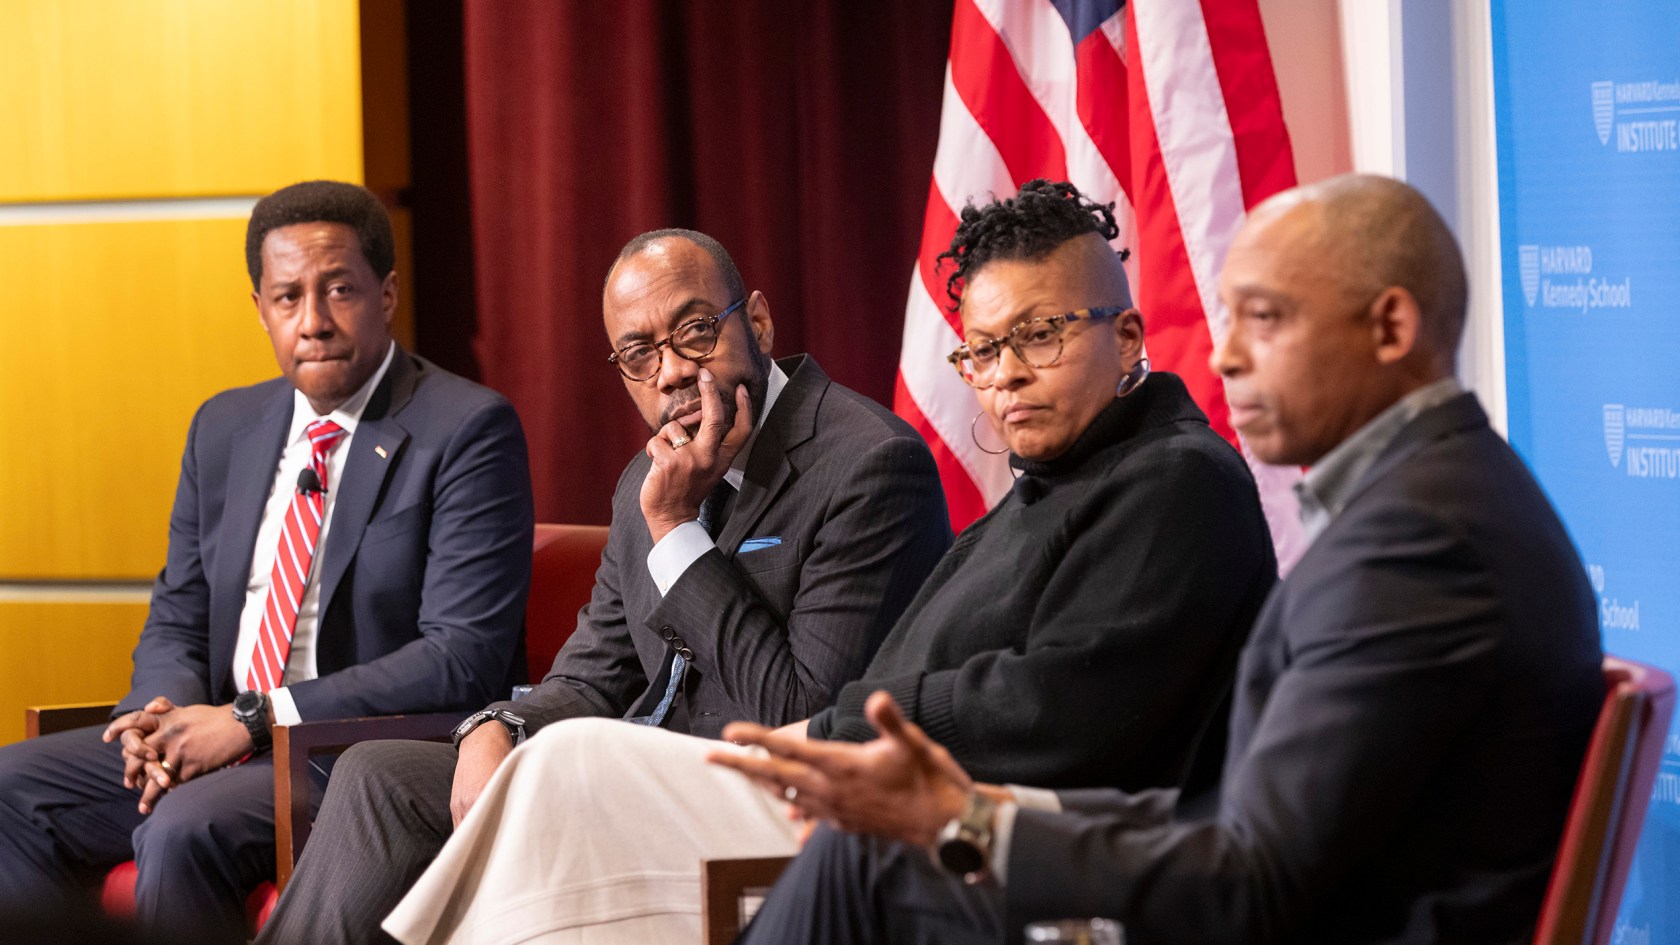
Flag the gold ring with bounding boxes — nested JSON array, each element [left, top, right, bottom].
[[159, 759, 173, 774], [670, 435, 692, 448]]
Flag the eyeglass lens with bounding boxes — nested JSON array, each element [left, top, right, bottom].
[[617, 319, 722, 380], [959, 318, 1065, 384]]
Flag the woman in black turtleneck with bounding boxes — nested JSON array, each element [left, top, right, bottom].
[[806, 183, 1276, 794]]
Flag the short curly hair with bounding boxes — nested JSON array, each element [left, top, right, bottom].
[[937, 179, 1128, 309], [245, 181, 395, 289]]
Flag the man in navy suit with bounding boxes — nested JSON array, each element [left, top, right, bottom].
[[718, 174, 1604, 945], [0, 181, 534, 938]]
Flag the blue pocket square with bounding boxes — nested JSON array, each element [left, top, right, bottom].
[[738, 537, 783, 554]]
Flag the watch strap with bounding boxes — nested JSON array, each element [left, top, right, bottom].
[[233, 691, 272, 753], [452, 708, 527, 747]]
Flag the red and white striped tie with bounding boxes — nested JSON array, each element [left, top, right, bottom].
[[247, 419, 347, 692]]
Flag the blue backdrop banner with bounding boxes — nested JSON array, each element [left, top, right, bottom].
[[1492, 3, 1680, 942]]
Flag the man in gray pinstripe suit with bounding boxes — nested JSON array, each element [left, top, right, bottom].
[[255, 228, 952, 945]]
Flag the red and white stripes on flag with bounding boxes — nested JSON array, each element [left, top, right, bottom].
[[893, 0, 1307, 570], [248, 419, 346, 693]]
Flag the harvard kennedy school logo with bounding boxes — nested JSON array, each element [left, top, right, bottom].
[[1605, 404, 1625, 468], [1592, 81, 1615, 146], [1519, 245, 1540, 306]]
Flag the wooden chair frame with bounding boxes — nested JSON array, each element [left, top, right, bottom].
[[1533, 656, 1675, 945], [25, 702, 119, 740], [701, 855, 794, 945]]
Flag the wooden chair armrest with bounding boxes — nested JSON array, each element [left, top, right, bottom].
[[25, 702, 119, 738], [701, 855, 794, 945], [272, 712, 462, 892]]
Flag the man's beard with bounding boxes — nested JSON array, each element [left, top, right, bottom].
[[659, 351, 772, 434]]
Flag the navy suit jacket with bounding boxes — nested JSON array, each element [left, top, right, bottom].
[[119, 349, 534, 721], [1008, 394, 1604, 945]]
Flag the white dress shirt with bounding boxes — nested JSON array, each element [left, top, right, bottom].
[[231, 342, 396, 724], [645, 362, 789, 595]]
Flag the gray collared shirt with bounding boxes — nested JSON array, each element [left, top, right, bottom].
[[1294, 378, 1464, 548]]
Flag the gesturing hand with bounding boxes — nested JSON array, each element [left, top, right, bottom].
[[640, 368, 753, 543], [706, 691, 974, 847]]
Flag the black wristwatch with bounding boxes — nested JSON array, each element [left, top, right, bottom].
[[232, 689, 272, 753], [451, 708, 527, 748], [935, 791, 999, 882]]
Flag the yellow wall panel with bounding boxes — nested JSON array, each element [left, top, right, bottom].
[[0, 219, 281, 579], [0, 601, 147, 747], [0, 0, 364, 202]]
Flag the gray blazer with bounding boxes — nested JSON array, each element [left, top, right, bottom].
[[1007, 394, 1604, 944], [495, 354, 952, 740]]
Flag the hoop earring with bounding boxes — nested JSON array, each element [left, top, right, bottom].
[[971, 411, 1008, 455], [1117, 357, 1151, 398]]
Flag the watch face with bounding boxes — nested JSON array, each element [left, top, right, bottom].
[[937, 838, 986, 877], [234, 690, 262, 717]]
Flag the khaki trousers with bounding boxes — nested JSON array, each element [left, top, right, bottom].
[[384, 718, 801, 945]]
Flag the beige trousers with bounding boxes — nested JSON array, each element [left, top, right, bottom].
[[382, 718, 801, 945]]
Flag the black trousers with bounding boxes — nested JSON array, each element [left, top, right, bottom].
[[254, 739, 458, 945], [0, 723, 321, 940], [737, 826, 1005, 945]]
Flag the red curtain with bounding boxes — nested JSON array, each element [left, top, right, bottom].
[[463, 1, 953, 524]]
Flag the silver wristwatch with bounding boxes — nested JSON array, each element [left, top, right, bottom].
[[935, 791, 999, 882], [451, 708, 526, 747]]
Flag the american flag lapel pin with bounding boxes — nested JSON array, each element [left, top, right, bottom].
[[374, 445, 388, 459]]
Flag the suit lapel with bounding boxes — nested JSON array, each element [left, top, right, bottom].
[[315, 351, 417, 611], [716, 355, 826, 555], [210, 385, 293, 694]]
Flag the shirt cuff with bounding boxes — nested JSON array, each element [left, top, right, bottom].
[[1006, 784, 1063, 814], [989, 786, 1060, 886], [646, 520, 716, 596], [991, 801, 1021, 885], [269, 686, 302, 727]]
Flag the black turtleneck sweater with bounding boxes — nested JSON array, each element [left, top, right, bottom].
[[806, 372, 1277, 792]]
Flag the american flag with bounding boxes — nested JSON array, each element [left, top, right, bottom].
[[893, 0, 1307, 570]]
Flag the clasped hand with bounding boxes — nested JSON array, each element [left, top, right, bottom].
[[640, 368, 753, 543], [707, 692, 977, 848], [102, 697, 254, 814]]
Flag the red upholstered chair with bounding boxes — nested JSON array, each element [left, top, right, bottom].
[[523, 523, 611, 676], [25, 522, 611, 928], [1533, 655, 1676, 945]]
